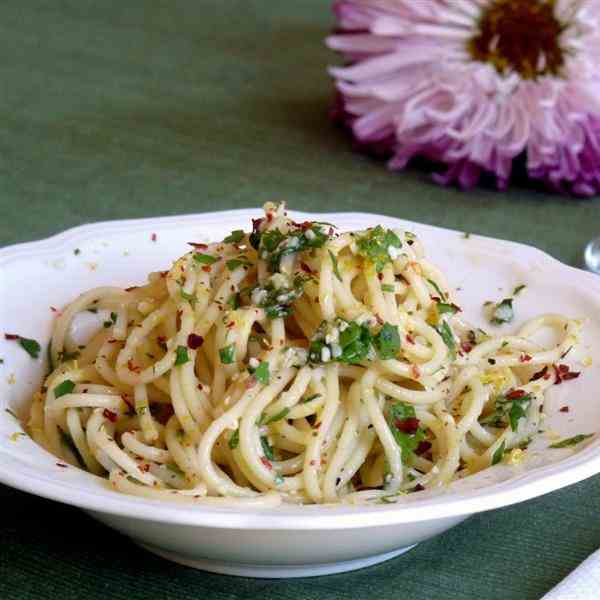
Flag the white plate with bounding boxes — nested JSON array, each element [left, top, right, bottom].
[[1, 209, 600, 578]]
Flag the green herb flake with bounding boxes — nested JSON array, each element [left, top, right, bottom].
[[513, 284, 526, 296], [193, 253, 218, 265], [427, 278, 446, 300], [219, 344, 236, 365], [491, 298, 514, 325], [302, 393, 322, 404], [385, 402, 426, 461], [436, 321, 456, 358], [228, 429, 240, 450], [356, 226, 402, 272], [226, 258, 251, 271], [13, 337, 41, 359], [263, 407, 289, 425], [255, 361, 270, 385], [227, 293, 241, 310], [174, 345, 190, 366], [54, 379, 76, 398], [437, 302, 459, 316], [261, 436, 275, 461], [492, 441, 506, 465], [328, 250, 342, 282], [549, 434, 594, 449], [373, 323, 401, 360], [180, 289, 197, 307], [224, 230, 245, 244], [381, 284, 395, 293]]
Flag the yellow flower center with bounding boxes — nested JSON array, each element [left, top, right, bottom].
[[467, 0, 567, 80]]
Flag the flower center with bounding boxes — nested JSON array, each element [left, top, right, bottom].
[[467, 0, 567, 80]]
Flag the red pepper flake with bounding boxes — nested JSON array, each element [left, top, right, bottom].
[[154, 404, 174, 425], [377, 273, 383, 281], [300, 262, 312, 274], [553, 364, 580, 384], [328, 227, 334, 236], [506, 389, 527, 400], [266, 212, 273, 223], [251, 217, 264, 235], [260, 457, 273, 469], [416, 441, 432, 455], [411, 365, 421, 380], [201, 265, 212, 273], [103, 409, 118, 422], [245, 376, 257, 389], [50, 306, 60, 313], [127, 359, 141, 374], [530, 366, 549, 381], [395, 417, 420, 434], [56, 463, 68, 468], [121, 394, 134, 412], [197, 383, 203, 391], [375, 314, 384, 325], [188, 242, 208, 250], [406, 334, 415, 345], [4, 333, 19, 340], [187, 334, 204, 349], [125, 286, 139, 292], [151, 233, 157, 242], [309, 460, 317, 466], [559, 406, 570, 413], [138, 463, 150, 472], [226, 321, 235, 329], [413, 484, 425, 492], [519, 354, 532, 363], [461, 342, 473, 353]]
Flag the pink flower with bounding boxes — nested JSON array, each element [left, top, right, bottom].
[[327, 0, 600, 196]]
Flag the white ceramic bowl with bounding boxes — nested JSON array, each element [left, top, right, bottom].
[[1, 209, 600, 578]]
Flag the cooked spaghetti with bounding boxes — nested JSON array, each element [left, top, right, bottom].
[[27, 203, 583, 506]]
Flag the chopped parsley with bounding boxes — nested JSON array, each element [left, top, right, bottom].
[[260, 436, 275, 460], [259, 224, 329, 272], [54, 379, 76, 398], [385, 402, 426, 461], [513, 284, 526, 296], [193, 253, 218, 265], [426, 278, 447, 301], [381, 284, 395, 293], [224, 230, 245, 244], [226, 257, 252, 271], [373, 323, 401, 360], [302, 393, 321, 404], [328, 250, 342, 282], [254, 361, 270, 385], [549, 434, 594, 449], [251, 274, 308, 320], [5, 334, 41, 359], [228, 429, 240, 450], [180, 289, 196, 307], [261, 407, 290, 425], [436, 321, 456, 359], [227, 293, 241, 310], [490, 298, 514, 325], [356, 226, 402, 272], [480, 392, 532, 432], [219, 344, 236, 364], [492, 441, 506, 465], [174, 345, 190, 366]]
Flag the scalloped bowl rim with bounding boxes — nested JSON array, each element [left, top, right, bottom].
[[1, 208, 599, 531]]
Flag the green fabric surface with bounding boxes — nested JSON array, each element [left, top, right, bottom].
[[1, 1, 599, 598]]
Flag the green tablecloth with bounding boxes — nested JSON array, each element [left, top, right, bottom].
[[1, 2, 599, 598]]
